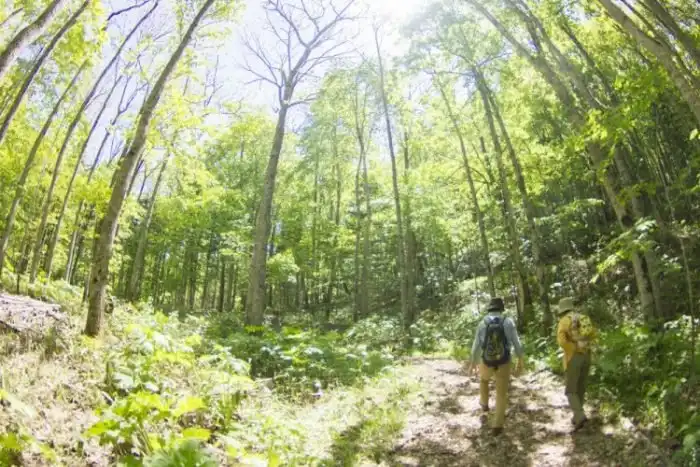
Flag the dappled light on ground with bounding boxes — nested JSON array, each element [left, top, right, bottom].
[[386, 359, 667, 467]]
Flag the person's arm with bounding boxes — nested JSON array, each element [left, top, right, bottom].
[[468, 321, 484, 374], [470, 321, 484, 364], [505, 319, 524, 358], [505, 319, 525, 373]]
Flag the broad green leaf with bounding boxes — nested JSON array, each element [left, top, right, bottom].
[[173, 396, 206, 417], [181, 427, 211, 441]]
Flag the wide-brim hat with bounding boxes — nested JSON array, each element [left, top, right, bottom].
[[487, 297, 505, 312], [558, 297, 575, 315]]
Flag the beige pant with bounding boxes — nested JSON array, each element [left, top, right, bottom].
[[479, 362, 511, 428]]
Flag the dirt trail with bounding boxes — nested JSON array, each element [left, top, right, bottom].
[[387, 359, 669, 467]]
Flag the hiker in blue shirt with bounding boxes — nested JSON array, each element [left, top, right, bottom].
[[467, 297, 525, 435]]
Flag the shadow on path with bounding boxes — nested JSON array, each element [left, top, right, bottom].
[[387, 359, 669, 467]]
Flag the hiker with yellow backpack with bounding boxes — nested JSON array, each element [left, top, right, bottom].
[[556, 297, 597, 431]]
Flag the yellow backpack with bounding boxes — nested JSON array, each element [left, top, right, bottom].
[[569, 312, 594, 350]]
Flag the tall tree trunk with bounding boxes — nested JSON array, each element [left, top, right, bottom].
[[353, 152, 362, 321], [226, 260, 236, 311], [475, 69, 532, 329], [360, 150, 372, 318], [29, 1, 159, 283], [84, 0, 215, 336], [326, 154, 342, 316], [246, 97, 290, 325], [470, 0, 659, 321], [375, 28, 409, 330], [218, 257, 226, 313], [0, 0, 66, 84], [65, 80, 134, 281], [0, 61, 85, 280], [44, 75, 123, 280], [0, 1, 89, 146], [435, 77, 496, 297], [487, 87, 552, 330], [126, 157, 167, 302], [201, 233, 215, 310], [401, 132, 417, 329]]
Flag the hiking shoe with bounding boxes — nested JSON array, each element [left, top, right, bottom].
[[480, 404, 490, 412]]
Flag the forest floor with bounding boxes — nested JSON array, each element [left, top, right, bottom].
[[371, 358, 670, 467], [0, 291, 677, 465]]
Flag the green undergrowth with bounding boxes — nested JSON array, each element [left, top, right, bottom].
[[0, 280, 416, 466], [524, 314, 700, 465]]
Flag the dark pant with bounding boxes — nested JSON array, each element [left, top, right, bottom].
[[565, 352, 591, 423]]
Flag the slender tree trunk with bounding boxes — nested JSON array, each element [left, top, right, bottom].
[[476, 70, 531, 329], [360, 150, 372, 318], [435, 77, 496, 297], [0, 62, 85, 281], [353, 153, 362, 321], [487, 87, 552, 330], [66, 81, 133, 281], [401, 132, 417, 328], [246, 97, 290, 325], [31, 2, 158, 284], [218, 257, 225, 313], [0, 1, 89, 147], [126, 158, 167, 302], [226, 260, 235, 311], [0, 0, 66, 84], [375, 28, 409, 330], [470, 0, 659, 321], [201, 233, 215, 310], [84, 0, 215, 336], [326, 156, 342, 316], [44, 75, 123, 280]]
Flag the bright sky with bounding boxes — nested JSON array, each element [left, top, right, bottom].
[[227, 0, 429, 112], [77, 0, 431, 181]]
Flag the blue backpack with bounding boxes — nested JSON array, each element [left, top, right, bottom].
[[481, 316, 511, 368]]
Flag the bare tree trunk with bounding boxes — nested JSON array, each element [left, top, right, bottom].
[[126, 158, 167, 302], [84, 0, 215, 336], [246, 100, 289, 325], [44, 75, 123, 280], [218, 258, 225, 313], [326, 155, 342, 316], [353, 152, 362, 321], [0, 61, 85, 281], [435, 77, 496, 297], [66, 81, 134, 281], [401, 132, 417, 328], [471, 0, 659, 321], [226, 260, 235, 311], [0, 1, 89, 147], [375, 28, 409, 330], [476, 69, 531, 329], [360, 149, 372, 318], [29, 1, 158, 284], [0, 0, 66, 84], [487, 87, 552, 329], [201, 233, 215, 310]]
